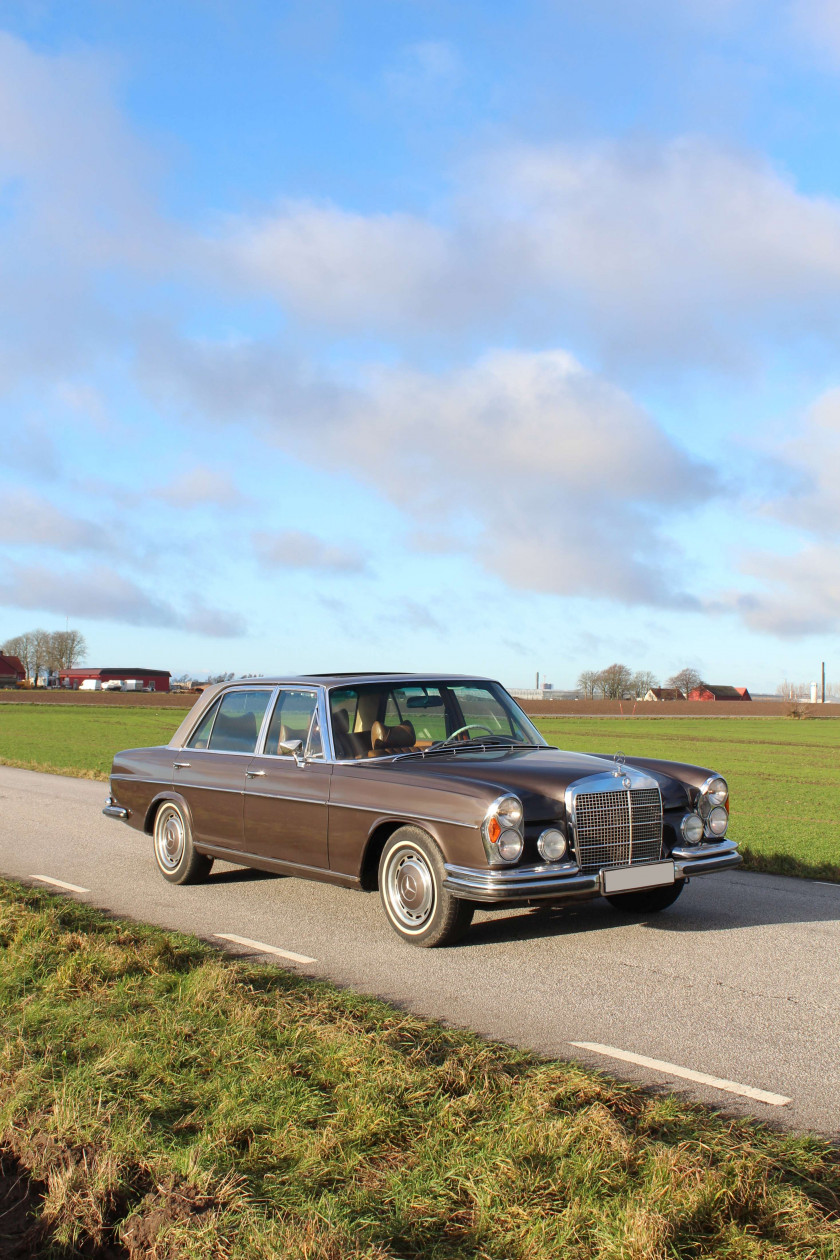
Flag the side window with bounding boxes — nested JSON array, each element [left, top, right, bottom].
[[307, 711, 324, 760], [207, 690, 271, 753], [264, 690, 318, 757], [186, 696, 222, 749]]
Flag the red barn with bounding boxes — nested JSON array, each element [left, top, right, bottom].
[[688, 685, 751, 702], [0, 652, 26, 687], [58, 667, 171, 692]]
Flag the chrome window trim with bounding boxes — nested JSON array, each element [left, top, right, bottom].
[[181, 684, 277, 752], [259, 686, 323, 760]]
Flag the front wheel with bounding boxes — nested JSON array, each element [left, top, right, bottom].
[[605, 879, 685, 914], [379, 827, 474, 947], [153, 801, 213, 884]]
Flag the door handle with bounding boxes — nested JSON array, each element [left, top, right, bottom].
[[173, 761, 191, 769], [246, 770, 266, 778]]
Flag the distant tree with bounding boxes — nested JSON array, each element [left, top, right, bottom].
[[630, 670, 659, 698], [667, 667, 704, 696], [577, 669, 599, 699], [3, 627, 86, 682], [2, 631, 38, 683], [778, 679, 808, 700], [49, 628, 87, 671], [597, 663, 634, 699], [207, 672, 235, 684]]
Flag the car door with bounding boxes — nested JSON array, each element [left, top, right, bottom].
[[243, 687, 331, 870], [173, 687, 274, 851]]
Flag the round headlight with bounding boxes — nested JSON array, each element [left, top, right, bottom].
[[706, 805, 728, 837], [537, 827, 567, 862], [700, 777, 728, 811], [680, 813, 704, 844], [496, 795, 523, 828], [497, 829, 524, 862]]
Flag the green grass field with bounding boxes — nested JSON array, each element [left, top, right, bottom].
[[0, 704, 179, 778], [2, 880, 839, 1259], [535, 716, 840, 883], [0, 705, 837, 881]]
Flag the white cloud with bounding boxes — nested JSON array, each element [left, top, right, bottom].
[[725, 544, 840, 636], [0, 490, 109, 552], [254, 530, 368, 574], [766, 387, 840, 536], [152, 466, 245, 508], [141, 337, 713, 607], [0, 561, 246, 636], [790, 0, 840, 66], [216, 136, 840, 365]]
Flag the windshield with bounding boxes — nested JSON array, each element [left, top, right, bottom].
[[328, 679, 546, 760]]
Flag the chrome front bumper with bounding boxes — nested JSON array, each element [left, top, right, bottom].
[[443, 840, 741, 904]]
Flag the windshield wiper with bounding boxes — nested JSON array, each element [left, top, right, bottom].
[[388, 738, 556, 762]]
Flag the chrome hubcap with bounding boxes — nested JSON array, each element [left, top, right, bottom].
[[385, 847, 434, 930], [155, 807, 185, 871]]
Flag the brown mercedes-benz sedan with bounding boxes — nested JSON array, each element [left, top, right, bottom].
[[104, 673, 741, 946]]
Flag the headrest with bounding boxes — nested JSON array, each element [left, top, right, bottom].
[[212, 709, 257, 751], [371, 720, 416, 751]]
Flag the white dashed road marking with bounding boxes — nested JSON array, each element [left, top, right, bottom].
[[215, 933, 316, 965], [570, 1042, 792, 1106], [31, 874, 90, 894]]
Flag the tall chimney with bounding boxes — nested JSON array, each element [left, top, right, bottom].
[[822, 661, 826, 704]]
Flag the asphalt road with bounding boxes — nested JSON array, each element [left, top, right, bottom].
[[1, 764, 838, 1138]]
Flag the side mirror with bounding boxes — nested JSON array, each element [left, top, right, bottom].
[[278, 739, 306, 768]]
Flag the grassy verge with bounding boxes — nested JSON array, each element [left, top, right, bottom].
[[1, 880, 839, 1259], [535, 716, 840, 884]]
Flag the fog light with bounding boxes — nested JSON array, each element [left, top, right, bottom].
[[680, 813, 704, 844], [706, 805, 728, 837], [497, 829, 524, 862], [537, 827, 567, 862]]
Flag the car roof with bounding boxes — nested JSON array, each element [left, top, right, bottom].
[[230, 673, 495, 688]]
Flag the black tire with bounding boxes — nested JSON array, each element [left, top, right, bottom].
[[152, 801, 213, 885], [605, 879, 685, 914], [379, 826, 474, 947]]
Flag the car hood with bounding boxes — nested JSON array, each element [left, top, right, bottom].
[[388, 746, 695, 817]]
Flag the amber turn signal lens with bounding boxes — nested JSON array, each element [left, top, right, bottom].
[[486, 816, 502, 844]]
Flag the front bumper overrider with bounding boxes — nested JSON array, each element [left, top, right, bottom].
[[443, 839, 742, 904]]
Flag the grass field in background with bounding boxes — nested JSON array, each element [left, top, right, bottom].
[[2, 880, 839, 1259], [0, 705, 837, 881], [535, 716, 840, 882], [0, 704, 179, 779]]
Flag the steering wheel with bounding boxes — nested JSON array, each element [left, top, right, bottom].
[[440, 723, 498, 745]]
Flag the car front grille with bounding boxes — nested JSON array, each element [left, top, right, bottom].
[[571, 787, 663, 873]]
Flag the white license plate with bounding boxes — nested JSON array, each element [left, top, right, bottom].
[[602, 861, 675, 895]]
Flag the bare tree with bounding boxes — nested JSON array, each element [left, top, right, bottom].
[[3, 628, 87, 683], [667, 667, 704, 696], [1, 632, 34, 683], [49, 629, 87, 671], [778, 679, 808, 700], [630, 670, 659, 698], [577, 669, 599, 699], [597, 663, 634, 699]]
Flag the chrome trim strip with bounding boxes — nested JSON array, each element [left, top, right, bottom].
[[110, 775, 172, 787], [246, 791, 329, 805], [326, 800, 476, 829]]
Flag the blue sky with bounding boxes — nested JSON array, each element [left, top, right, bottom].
[[1, 0, 840, 690]]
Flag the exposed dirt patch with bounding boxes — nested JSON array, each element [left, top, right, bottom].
[[0, 1146, 128, 1258], [121, 1177, 221, 1254]]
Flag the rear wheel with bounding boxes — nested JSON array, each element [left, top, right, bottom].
[[153, 801, 213, 885], [379, 826, 474, 947], [605, 880, 685, 914]]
